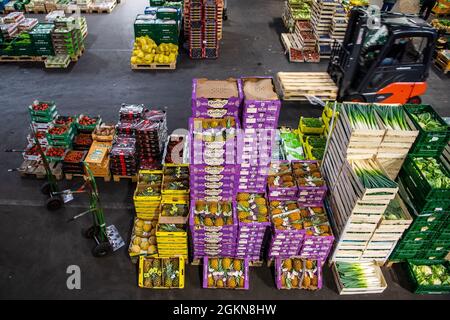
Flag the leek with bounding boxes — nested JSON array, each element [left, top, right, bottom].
[[343, 103, 379, 130], [336, 262, 382, 288], [351, 159, 398, 189], [375, 105, 410, 130]]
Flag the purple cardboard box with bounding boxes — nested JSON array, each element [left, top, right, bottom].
[[190, 164, 240, 175], [191, 174, 237, 184], [192, 78, 243, 119], [203, 257, 249, 289], [274, 257, 323, 290]]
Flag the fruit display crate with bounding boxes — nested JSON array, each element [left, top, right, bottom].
[[156, 223, 188, 258], [128, 218, 158, 263], [138, 256, 185, 289], [203, 257, 249, 289], [275, 257, 322, 290], [133, 170, 163, 220]]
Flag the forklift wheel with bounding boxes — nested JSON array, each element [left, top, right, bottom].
[[407, 96, 421, 104], [83, 226, 98, 239], [342, 95, 365, 103], [46, 196, 63, 211], [92, 242, 112, 258], [40, 182, 51, 195]]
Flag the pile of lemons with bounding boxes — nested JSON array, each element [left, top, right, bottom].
[[131, 36, 178, 65]]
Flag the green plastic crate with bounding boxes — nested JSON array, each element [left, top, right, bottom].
[[28, 103, 57, 117], [406, 260, 450, 294], [404, 104, 450, 157], [150, 0, 166, 5], [391, 249, 425, 260], [402, 230, 437, 242], [401, 157, 450, 202]]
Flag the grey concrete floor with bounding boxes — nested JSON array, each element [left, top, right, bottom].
[[0, 0, 449, 300]]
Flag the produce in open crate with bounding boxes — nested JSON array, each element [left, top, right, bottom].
[[76, 114, 101, 132], [267, 161, 297, 198], [333, 261, 387, 294], [92, 124, 115, 142], [236, 193, 269, 223], [160, 202, 189, 223], [139, 256, 184, 289], [192, 200, 235, 227], [407, 260, 450, 294], [276, 257, 322, 290], [292, 160, 326, 203], [203, 257, 249, 289], [45, 146, 66, 161], [412, 157, 450, 189], [162, 165, 189, 195], [128, 218, 158, 259], [300, 117, 325, 135], [54, 115, 75, 127], [279, 127, 305, 160]]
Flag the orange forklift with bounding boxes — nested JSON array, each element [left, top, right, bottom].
[[327, 7, 437, 104]]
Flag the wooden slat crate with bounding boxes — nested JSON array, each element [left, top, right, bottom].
[[280, 33, 304, 62], [277, 72, 338, 101]]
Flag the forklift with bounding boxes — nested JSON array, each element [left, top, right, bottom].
[[327, 7, 437, 104]]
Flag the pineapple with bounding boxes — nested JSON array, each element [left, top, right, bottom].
[[144, 278, 152, 288], [237, 200, 250, 208], [283, 258, 293, 271], [207, 275, 215, 287], [225, 216, 233, 225], [291, 276, 299, 288], [288, 211, 300, 222], [172, 258, 179, 270], [287, 203, 298, 211], [237, 193, 250, 201], [210, 258, 219, 270], [165, 277, 173, 288], [221, 202, 231, 213], [233, 259, 242, 271], [204, 217, 214, 226], [238, 211, 250, 221], [194, 215, 201, 225], [302, 274, 311, 288], [209, 202, 218, 214], [254, 197, 266, 206], [215, 217, 224, 227], [222, 258, 232, 270], [311, 275, 318, 287], [273, 217, 283, 227], [195, 200, 206, 212], [153, 259, 161, 269], [143, 260, 151, 272], [293, 259, 302, 272], [227, 276, 237, 288], [152, 274, 162, 287], [281, 273, 287, 288], [305, 260, 314, 269], [257, 206, 268, 215], [216, 279, 224, 288], [292, 223, 303, 230], [238, 276, 245, 288], [257, 215, 268, 222], [270, 200, 280, 207], [271, 208, 282, 215]]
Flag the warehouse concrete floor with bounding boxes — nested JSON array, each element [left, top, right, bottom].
[[0, 0, 449, 300]]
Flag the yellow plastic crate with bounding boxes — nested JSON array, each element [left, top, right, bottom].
[[162, 164, 189, 196], [156, 227, 188, 238], [138, 256, 185, 289], [134, 185, 162, 202], [157, 242, 188, 249], [299, 117, 325, 135], [138, 169, 163, 185], [136, 212, 160, 220]]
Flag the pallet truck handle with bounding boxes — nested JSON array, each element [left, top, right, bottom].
[[5, 149, 24, 153]]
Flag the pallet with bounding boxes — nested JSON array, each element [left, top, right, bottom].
[[277, 71, 338, 101], [113, 174, 137, 182], [131, 61, 176, 70], [45, 55, 71, 69], [434, 53, 450, 74], [26, 8, 47, 14], [90, 0, 117, 14], [65, 173, 111, 182], [19, 160, 63, 180], [0, 55, 45, 62]]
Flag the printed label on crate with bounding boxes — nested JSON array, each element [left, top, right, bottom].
[[207, 100, 228, 108], [206, 109, 228, 118]]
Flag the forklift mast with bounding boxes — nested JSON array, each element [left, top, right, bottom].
[[328, 7, 437, 103]]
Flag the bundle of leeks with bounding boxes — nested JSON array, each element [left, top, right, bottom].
[[336, 262, 383, 288]]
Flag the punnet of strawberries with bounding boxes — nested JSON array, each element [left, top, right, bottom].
[[48, 126, 68, 135], [26, 144, 45, 155], [78, 115, 99, 126], [46, 147, 65, 158], [63, 150, 85, 163], [32, 102, 50, 111], [55, 116, 74, 126]]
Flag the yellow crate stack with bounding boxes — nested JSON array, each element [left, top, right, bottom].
[[155, 164, 190, 259], [133, 170, 163, 220]]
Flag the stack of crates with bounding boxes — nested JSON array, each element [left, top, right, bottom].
[[29, 23, 54, 56], [12, 32, 35, 56], [134, 170, 163, 220], [52, 19, 83, 58], [390, 154, 450, 262], [186, 0, 220, 59], [156, 164, 189, 259]]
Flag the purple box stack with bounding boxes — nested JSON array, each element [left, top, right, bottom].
[[189, 78, 243, 259], [189, 200, 238, 258]]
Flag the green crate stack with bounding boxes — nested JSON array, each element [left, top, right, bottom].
[[390, 156, 450, 262], [134, 15, 180, 44], [28, 102, 58, 123], [404, 104, 450, 157], [11, 32, 35, 56], [0, 40, 15, 56], [30, 23, 55, 56], [52, 27, 83, 57]]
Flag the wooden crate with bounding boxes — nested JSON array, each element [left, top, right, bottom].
[[331, 261, 387, 295], [377, 155, 406, 180], [434, 50, 450, 74], [277, 72, 338, 101], [89, 0, 117, 14], [280, 33, 304, 62]]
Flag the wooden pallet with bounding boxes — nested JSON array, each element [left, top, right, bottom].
[[0, 55, 45, 62], [90, 0, 117, 14], [19, 160, 63, 180], [249, 260, 264, 267], [26, 8, 47, 14], [277, 72, 338, 100], [131, 61, 176, 70], [113, 174, 137, 182], [65, 173, 111, 182]]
